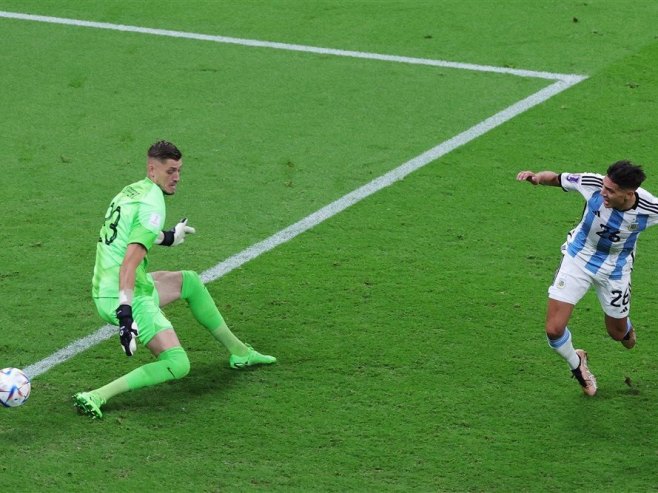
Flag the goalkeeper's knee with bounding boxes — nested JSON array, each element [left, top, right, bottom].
[[157, 346, 190, 380]]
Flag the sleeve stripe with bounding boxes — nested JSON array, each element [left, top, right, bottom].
[[581, 176, 603, 187], [637, 198, 658, 214]]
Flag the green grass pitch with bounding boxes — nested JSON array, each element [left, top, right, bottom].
[[1, 1, 658, 491]]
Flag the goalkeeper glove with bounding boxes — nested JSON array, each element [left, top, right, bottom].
[[157, 218, 196, 246], [116, 304, 139, 356]]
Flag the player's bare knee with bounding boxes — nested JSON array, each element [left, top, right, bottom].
[[152, 271, 183, 306], [545, 323, 567, 341]]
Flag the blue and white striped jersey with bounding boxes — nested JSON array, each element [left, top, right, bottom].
[[559, 172, 658, 279]]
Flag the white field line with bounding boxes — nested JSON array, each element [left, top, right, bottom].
[[5, 11, 587, 379], [0, 10, 585, 83]]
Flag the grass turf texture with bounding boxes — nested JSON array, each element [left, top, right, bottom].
[[1, 1, 658, 491]]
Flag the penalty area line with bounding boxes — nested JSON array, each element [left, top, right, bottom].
[[0, 10, 585, 82], [22, 77, 585, 379]]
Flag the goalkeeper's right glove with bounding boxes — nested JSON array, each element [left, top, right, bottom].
[[116, 304, 139, 356], [157, 218, 196, 247]]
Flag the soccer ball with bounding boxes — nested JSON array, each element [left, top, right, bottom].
[[0, 367, 31, 408]]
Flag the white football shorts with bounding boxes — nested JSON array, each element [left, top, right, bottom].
[[548, 252, 631, 318]]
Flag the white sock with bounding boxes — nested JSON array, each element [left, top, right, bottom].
[[547, 328, 580, 370]]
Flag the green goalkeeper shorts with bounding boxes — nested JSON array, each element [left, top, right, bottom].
[[93, 286, 173, 346]]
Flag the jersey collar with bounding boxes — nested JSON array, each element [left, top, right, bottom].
[[618, 192, 639, 212]]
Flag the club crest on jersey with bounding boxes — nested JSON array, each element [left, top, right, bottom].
[[629, 222, 639, 231], [566, 174, 580, 183]]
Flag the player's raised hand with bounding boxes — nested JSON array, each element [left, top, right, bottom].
[[516, 171, 540, 185], [171, 217, 196, 246], [116, 305, 139, 356]]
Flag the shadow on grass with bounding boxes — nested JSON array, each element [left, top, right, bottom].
[[100, 360, 248, 415]]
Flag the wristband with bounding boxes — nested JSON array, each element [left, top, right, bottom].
[[119, 289, 133, 306], [160, 230, 175, 246]]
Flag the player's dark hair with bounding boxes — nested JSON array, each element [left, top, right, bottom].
[[607, 160, 645, 190], [147, 140, 182, 161]]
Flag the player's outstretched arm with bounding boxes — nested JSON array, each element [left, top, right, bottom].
[[516, 170, 560, 186]]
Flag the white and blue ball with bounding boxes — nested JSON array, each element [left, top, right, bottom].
[[0, 367, 31, 408]]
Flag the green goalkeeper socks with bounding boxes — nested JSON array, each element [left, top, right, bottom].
[[181, 270, 248, 356], [181, 270, 225, 330], [94, 347, 190, 402]]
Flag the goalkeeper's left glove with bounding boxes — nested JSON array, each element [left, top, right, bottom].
[[156, 217, 196, 246], [116, 304, 139, 356]]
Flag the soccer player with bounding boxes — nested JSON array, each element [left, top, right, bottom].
[[516, 160, 658, 396], [74, 140, 276, 418]]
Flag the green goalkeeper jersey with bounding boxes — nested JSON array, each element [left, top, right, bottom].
[[92, 177, 166, 299]]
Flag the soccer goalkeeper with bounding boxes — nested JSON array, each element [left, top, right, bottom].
[[74, 140, 276, 418]]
